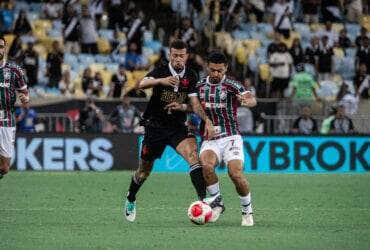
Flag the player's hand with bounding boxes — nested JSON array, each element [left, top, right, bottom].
[[165, 102, 187, 112], [18, 93, 30, 105], [160, 76, 179, 87], [237, 92, 257, 107], [204, 119, 215, 140]]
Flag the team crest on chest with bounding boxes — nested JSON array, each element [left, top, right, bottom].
[[220, 89, 227, 101]]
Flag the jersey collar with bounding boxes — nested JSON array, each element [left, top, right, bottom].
[[206, 75, 226, 85], [168, 63, 185, 78]]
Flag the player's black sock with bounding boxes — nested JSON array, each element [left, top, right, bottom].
[[0, 173, 3, 179], [127, 175, 144, 202], [189, 163, 207, 200]]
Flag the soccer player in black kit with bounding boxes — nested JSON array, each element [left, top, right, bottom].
[[124, 40, 214, 222]]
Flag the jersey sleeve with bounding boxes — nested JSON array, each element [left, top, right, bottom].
[[143, 67, 162, 80], [187, 73, 198, 97], [14, 66, 28, 90], [228, 81, 248, 96]]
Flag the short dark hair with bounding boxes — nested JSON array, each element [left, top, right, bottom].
[[0, 35, 5, 44], [208, 51, 227, 64], [169, 39, 188, 51]]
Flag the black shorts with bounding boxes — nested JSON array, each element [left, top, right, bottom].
[[140, 126, 195, 161], [271, 78, 290, 93]]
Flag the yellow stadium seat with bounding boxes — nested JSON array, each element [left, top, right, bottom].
[[97, 37, 111, 54], [100, 70, 112, 85], [125, 71, 136, 88], [310, 23, 323, 32], [62, 64, 71, 72], [235, 45, 247, 65], [243, 39, 261, 51], [4, 34, 15, 46], [33, 44, 47, 60], [259, 64, 270, 82], [90, 63, 105, 73], [333, 48, 344, 58], [281, 32, 301, 49], [148, 54, 160, 65], [32, 19, 52, 31]]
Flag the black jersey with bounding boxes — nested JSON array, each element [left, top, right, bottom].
[[142, 63, 198, 128]]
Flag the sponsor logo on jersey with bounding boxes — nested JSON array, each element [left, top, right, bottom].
[[204, 102, 226, 109]]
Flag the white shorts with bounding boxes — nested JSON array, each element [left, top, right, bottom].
[[0, 127, 16, 158], [200, 135, 244, 165]]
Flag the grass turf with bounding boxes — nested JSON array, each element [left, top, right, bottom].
[[1, 172, 369, 250]]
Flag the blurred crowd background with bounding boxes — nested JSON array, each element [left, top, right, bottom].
[[1, 0, 370, 134]]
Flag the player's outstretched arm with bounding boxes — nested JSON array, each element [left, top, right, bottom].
[[164, 102, 192, 113], [189, 96, 214, 139], [138, 76, 179, 89], [237, 91, 257, 107], [17, 89, 30, 108]]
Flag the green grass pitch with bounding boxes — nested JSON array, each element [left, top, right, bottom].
[[1, 172, 370, 250]]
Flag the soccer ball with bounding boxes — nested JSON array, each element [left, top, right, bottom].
[[187, 201, 213, 225]]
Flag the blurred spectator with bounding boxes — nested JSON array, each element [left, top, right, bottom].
[[21, 42, 39, 87], [107, 0, 125, 30], [46, 40, 64, 88], [317, 36, 334, 81], [355, 27, 368, 48], [110, 30, 121, 52], [237, 79, 255, 134], [126, 10, 145, 52], [320, 106, 336, 134], [301, 0, 321, 23], [89, 0, 104, 30], [268, 42, 293, 97], [108, 64, 127, 98], [0, 0, 15, 34], [290, 63, 319, 101], [292, 106, 318, 134], [346, 0, 363, 23], [109, 96, 141, 133], [270, 0, 293, 39], [356, 37, 370, 73], [15, 106, 37, 133], [336, 82, 358, 115], [171, 17, 199, 52], [124, 42, 147, 71], [62, 4, 80, 54], [289, 38, 304, 66], [329, 105, 355, 134], [321, 0, 343, 22], [89, 72, 104, 97], [59, 70, 75, 97], [305, 36, 320, 65], [82, 67, 93, 94], [80, 5, 99, 54], [187, 113, 201, 136], [243, 0, 265, 23], [337, 29, 352, 49], [317, 21, 338, 47], [79, 98, 104, 133], [187, 50, 205, 79], [267, 33, 282, 57], [13, 10, 32, 36], [7, 35, 22, 63], [43, 0, 63, 20], [354, 64, 370, 99], [171, 0, 189, 18]]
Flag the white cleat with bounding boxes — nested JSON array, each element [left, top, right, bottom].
[[241, 213, 254, 226], [209, 206, 223, 223], [124, 200, 136, 222]]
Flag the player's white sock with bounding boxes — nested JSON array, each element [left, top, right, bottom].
[[240, 193, 253, 214], [207, 182, 220, 197]]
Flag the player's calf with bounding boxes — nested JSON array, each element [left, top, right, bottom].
[[0, 157, 10, 179]]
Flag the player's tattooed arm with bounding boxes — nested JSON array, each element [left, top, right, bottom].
[[189, 96, 215, 139], [237, 91, 257, 107]]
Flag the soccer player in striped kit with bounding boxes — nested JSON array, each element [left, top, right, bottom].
[[166, 51, 257, 226], [0, 36, 29, 179]]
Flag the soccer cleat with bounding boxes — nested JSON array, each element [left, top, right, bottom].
[[124, 200, 136, 222], [241, 212, 254, 226], [203, 195, 225, 223]]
